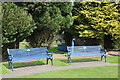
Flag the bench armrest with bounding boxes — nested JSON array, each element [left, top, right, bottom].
[[67, 50, 70, 52], [46, 51, 53, 56], [100, 48, 107, 55], [8, 54, 13, 61], [67, 50, 71, 56]]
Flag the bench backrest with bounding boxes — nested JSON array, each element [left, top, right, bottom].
[[7, 47, 48, 61], [67, 45, 102, 56]]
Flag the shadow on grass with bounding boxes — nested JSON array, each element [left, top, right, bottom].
[[3, 60, 46, 69], [2, 57, 101, 69], [10, 63, 46, 69], [60, 58, 100, 64], [108, 53, 120, 56], [71, 60, 99, 63]]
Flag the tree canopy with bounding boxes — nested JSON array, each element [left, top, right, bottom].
[[72, 2, 120, 49], [2, 2, 36, 46], [16, 2, 74, 47], [0, 2, 1, 50], [73, 2, 120, 39]]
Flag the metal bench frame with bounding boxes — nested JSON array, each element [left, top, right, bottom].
[[67, 45, 107, 64], [7, 47, 53, 71]]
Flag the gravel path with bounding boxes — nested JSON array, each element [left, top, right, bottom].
[[2, 61, 119, 78]]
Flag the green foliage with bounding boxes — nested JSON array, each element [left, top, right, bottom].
[[0, 63, 10, 74], [2, 2, 36, 60], [73, 2, 120, 40], [2, 2, 36, 44], [112, 38, 120, 50], [16, 2, 74, 48], [19, 41, 30, 49], [48, 47, 67, 54], [0, 2, 2, 47]]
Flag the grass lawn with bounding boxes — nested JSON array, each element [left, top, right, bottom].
[[19, 42, 30, 49], [0, 63, 10, 74], [48, 47, 67, 54], [3, 60, 44, 69], [1, 56, 118, 74], [85, 56, 119, 63], [57, 56, 119, 64], [2, 58, 69, 74], [2, 56, 119, 68], [16, 66, 118, 78]]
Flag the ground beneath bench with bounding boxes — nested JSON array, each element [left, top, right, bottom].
[[2, 61, 119, 78]]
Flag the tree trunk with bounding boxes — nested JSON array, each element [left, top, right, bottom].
[[104, 35, 113, 50], [15, 42, 19, 49], [2, 43, 16, 61]]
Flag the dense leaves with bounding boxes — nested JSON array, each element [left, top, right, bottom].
[[18, 2, 74, 47], [73, 2, 120, 39], [0, 2, 1, 45], [72, 2, 120, 49], [0, 2, 2, 57], [2, 2, 36, 45], [2, 2, 36, 59]]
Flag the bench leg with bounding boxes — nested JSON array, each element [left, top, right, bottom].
[[11, 61, 13, 71], [104, 56, 107, 62], [68, 56, 71, 64], [8, 61, 10, 69], [47, 58, 49, 64], [68, 57, 69, 63], [70, 57, 71, 65], [47, 58, 53, 66], [101, 56, 103, 61], [51, 58, 53, 66]]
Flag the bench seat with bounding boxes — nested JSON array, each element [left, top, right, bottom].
[[67, 45, 107, 64], [7, 47, 53, 71]]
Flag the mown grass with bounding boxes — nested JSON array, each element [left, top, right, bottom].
[[2, 55, 118, 74], [19, 42, 30, 49], [3, 56, 118, 68], [16, 66, 118, 78], [1, 59, 69, 74], [48, 47, 67, 54], [2, 59, 69, 69], [2, 60, 44, 69], [0, 63, 10, 74]]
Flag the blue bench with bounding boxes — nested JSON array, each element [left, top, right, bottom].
[[67, 45, 107, 64], [7, 47, 53, 71], [58, 44, 67, 51]]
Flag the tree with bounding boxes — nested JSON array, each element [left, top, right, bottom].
[[16, 2, 74, 48], [2, 2, 36, 59], [73, 2, 120, 49], [0, 2, 1, 42]]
